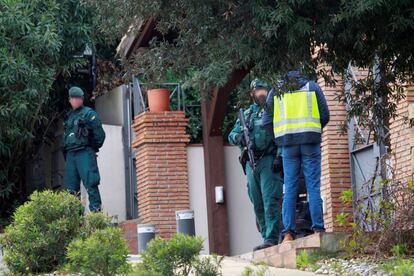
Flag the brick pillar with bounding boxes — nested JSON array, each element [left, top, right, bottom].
[[403, 85, 414, 180], [120, 218, 141, 254], [132, 111, 190, 238], [317, 70, 353, 232], [390, 97, 411, 182]]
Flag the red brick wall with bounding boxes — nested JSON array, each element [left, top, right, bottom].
[[120, 218, 140, 254], [406, 85, 414, 104], [132, 111, 190, 239], [408, 85, 414, 178], [317, 69, 353, 232], [316, 68, 413, 232], [389, 91, 412, 182]]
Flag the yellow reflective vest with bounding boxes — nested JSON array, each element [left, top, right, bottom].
[[273, 84, 321, 139]]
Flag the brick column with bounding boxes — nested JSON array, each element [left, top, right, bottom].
[[132, 111, 190, 238], [317, 70, 353, 232], [390, 97, 411, 182], [401, 85, 414, 180]]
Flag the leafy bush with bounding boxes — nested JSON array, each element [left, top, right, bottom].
[[392, 244, 408, 258], [0, 191, 84, 274], [382, 258, 414, 276], [65, 227, 131, 276], [241, 265, 269, 276], [0, 0, 96, 228], [138, 234, 205, 275], [79, 211, 113, 238], [296, 250, 311, 270], [193, 255, 224, 276], [295, 250, 336, 272], [390, 260, 414, 276], [336, 160, 414, 256]]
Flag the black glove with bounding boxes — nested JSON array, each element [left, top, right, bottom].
[[272, 155, 283, 173], [236, 133, 247, 147]]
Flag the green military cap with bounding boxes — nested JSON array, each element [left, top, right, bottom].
[[68, 86, 84, 97], [250, 79, 268, 90]]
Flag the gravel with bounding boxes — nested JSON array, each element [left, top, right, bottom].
[[309, 257, 392, 276]]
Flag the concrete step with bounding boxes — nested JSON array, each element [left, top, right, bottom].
[[237, 232, 348, 269]]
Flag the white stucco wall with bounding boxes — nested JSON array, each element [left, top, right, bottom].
[[187, 146, 210, 254], [224, 145, 262, 255], [95, 85, 125, 126], [186, 145, 262, 256], [81, 124, 126, 221]]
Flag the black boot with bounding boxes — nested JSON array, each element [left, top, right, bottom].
[[253, 240, 275, 251]]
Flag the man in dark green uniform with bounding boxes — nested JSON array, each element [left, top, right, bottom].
[[63, 86, 106, 212], [228, 79, 283, 250]]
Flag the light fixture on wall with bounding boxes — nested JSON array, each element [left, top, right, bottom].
[[215, 186, 224, 204]]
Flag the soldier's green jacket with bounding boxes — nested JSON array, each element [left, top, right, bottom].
[[63, 105, 105, 212], [63, 106, 105, 152], [228, 104, 277, 154]]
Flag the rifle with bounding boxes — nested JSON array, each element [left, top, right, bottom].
[[238, 108, 256, 174]]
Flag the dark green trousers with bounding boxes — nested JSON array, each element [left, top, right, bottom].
[[64, 147, 102, 212], [246, 155, 283, 244]]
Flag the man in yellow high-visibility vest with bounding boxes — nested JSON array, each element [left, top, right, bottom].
[[263, 71, 330, 242]]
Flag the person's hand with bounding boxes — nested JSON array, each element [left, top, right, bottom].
[[236, 133, 246, 147]]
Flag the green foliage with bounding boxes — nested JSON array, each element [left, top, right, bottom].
[[65, 227, 132, 276], [382, 258, 414, 276], [137, 234, 207, 276], [339, 189, 353, 205], [0, 0, 95, 227], [295, 250, 338, 272], [241, 265, 269, 276], [241, 266, 254, 276], [391, 261, 414, 276], [164, 70, 203, 143], [335, 213, 350, 227], [0, 191, 84, 274], [92, 0, 414, 150], [296, 250, 312, 270], [392, 244, 408, 258], [193, 255, 224, 276], [79, 211, 113, 238], [182, 88, 203, 143], [336, 168, 414, 256], [0, 191, 129, 275]]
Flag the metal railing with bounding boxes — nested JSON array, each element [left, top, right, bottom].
[[131, 76, 186, 115]]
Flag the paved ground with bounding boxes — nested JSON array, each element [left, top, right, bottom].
[[0, 254, 317, 275], [219, 257, 317, 276], [128, 255, 317, 276]]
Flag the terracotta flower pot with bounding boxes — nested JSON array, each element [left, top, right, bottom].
[[147, 88, 170, 112]]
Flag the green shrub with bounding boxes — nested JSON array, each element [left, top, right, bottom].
[[65, 227, 131, 276], [241, 265, 269, 276], [0, 190, 84, 274], [382, 258, 414, 276], [391, 260, 414, 276], [296, 250, 311, 270], [193, 255, 224, 276], [392, 244, 408, 258], [80, 211, 113, 238], [139, 234, 204, 275]]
